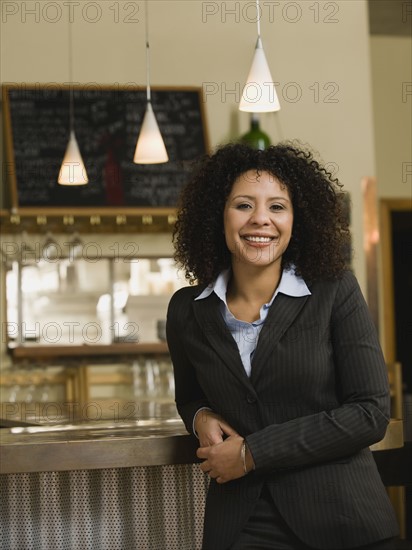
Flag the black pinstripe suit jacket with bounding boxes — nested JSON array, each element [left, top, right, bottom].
[[166, 270, 399, 550]]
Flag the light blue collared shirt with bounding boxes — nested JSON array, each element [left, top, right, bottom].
[[195, 267, 311, 377]]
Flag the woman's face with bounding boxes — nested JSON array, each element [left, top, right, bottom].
[[223, 170, 293, 270]]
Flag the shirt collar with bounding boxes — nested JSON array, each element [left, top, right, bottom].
[[195, 266, 311, 305]]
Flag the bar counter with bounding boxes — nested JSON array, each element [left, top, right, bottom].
[[0, 418, 208, 550], [0, 418, 198, 474], [0, 417, 403, 550], [0, 415, 403, 475]]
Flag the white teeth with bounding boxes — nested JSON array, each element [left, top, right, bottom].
[[244, 236, 273, 243]]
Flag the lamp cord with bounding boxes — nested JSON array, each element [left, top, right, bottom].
[[68, 10, 74, 133], [145, 0, 151, 103], [256, 0, 261, 38]]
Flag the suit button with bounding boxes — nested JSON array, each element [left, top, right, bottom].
[[246, 394, 256, 404]]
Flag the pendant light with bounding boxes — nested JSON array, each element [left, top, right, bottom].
[[58, 14, 88, 185], [239, 0, 280, 112], [133, 0, 168, 164]]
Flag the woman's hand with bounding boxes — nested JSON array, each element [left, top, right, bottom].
[[194, 409, 238, 447], [197, 434, 254, 483]]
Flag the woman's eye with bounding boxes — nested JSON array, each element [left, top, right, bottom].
[[270, 204, 284, 211], [236, 203, 252, 209]]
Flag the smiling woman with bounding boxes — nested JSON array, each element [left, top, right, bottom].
[[166, 142, 399, 550], [223, 170, 293, 274], [173, 142, 350, 286]]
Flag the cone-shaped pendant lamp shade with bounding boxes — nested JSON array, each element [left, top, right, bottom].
[[239, 37, 280, 113], [134, 102, 168, 164], [58, 131, 89, 185]]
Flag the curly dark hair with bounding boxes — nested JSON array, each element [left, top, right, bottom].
[[173, 141, 351, 285]]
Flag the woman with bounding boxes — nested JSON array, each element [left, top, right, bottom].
[[166, 142, 399, 550]]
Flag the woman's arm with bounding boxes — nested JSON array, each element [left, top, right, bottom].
[[166, 290, 238, 445], [245, 271, 391, 471], [166, 307, 210, 434]]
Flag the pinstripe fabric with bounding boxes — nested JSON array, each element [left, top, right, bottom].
[[229, 486, 396, 550], [166, 270, 399, 550]]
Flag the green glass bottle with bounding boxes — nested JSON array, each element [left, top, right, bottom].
[[240, 114, 271, 150]]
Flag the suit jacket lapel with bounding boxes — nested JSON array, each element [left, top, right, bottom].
[[250, 293, 309, 384], [192, 292, 252, 391]]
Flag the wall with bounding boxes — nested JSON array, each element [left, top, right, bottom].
[[370, 35, 412, 198], [369, 33, 412, 355], [1, 0, 379, 290]]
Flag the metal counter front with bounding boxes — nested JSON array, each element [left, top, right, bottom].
[[0, 419, 197, 474], [0, 420, 208, 550], [0, 419, 403, 550]]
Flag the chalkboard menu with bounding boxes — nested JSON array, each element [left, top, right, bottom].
[[3, 84, 209, 209]]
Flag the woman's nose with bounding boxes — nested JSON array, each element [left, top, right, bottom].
[[249, 205, 270, 225]]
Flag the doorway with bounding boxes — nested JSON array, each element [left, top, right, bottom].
[[380, 199, 412, 389], [380, 198, 412, 540]]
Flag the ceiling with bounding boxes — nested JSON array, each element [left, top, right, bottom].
[[368, 0, 412, 36]]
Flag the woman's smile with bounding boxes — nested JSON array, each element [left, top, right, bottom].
[[241, 234, 279, 245]]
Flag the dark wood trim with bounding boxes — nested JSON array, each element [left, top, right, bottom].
[[9, 342, 169, 360]]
